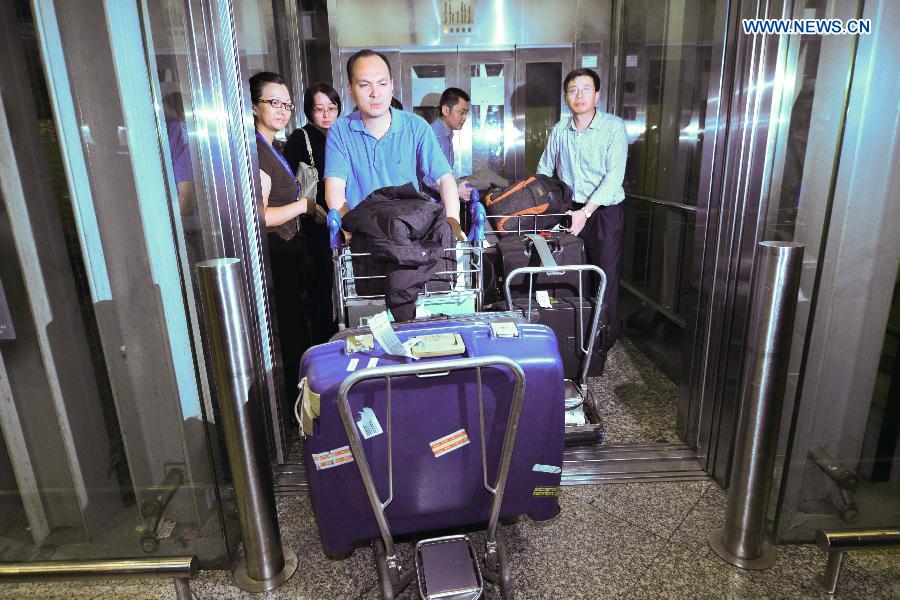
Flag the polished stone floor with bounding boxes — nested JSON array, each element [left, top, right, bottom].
[[590, 337, 681, 445], [2, 339, 897, 598], [2, 481, 898, 599]]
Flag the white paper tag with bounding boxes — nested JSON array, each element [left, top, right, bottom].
[[366, 357, 379, 369], [536, 290, 553, 309], [369, 311, 416, 358], [347, 357, 359, 371], [532, 464, 562, 474], [312, 446, 354, 470], [356, 407, 384, 439], [429, 429, 470, 457]]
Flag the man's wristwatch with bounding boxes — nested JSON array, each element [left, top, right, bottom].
[[581, 205, 595, 219]]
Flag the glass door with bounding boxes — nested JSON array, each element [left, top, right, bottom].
[[0, 0, 236, 565], [513, 47, 574, 180], [459, 51, 516, 182]]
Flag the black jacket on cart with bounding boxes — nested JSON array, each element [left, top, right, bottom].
[[342, 183, 454, 322]]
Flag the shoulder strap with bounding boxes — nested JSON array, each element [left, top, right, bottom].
[[524, 234, 558, 268], [301, 127, 315, 169]]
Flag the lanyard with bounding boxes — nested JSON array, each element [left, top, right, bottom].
[[256, 131, 300, 199]]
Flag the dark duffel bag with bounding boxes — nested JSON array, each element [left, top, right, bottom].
[[497, 232, 587, 300]]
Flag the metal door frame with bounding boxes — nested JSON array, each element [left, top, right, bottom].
[[512, 46, 574, 180], [458, 49, 517, 182]]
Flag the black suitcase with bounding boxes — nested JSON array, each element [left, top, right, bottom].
[[561, 296, 606, 377], [507, 297, 604, 380], [496, 232, 586, 300]]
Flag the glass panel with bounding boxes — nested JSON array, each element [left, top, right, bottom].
[[233, 0, 280, 75], [0, 0, 229, 564], [620, 0, 718, 204], [469, 63, 505, 178], [762, 0, 898, 543], [411, 64, 446, 123], [622, 201, 695, 322], [299, 0, 333, 86], [523, 62, 561, 176]]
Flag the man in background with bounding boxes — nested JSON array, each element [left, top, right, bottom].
[[537, 67, 628, 364], [422, 87, 473, 204]]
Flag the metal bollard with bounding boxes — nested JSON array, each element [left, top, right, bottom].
[[196, 258, 297, 591], [708, 242, 804, 570]]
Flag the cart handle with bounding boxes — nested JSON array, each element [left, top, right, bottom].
[[327, 208, 342, 250], [336, 355, 526, 563], [504, 264, 607, 384]]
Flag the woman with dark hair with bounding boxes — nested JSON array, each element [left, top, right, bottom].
[[284, 82, 342, 344], [250, 71, 318, 397]]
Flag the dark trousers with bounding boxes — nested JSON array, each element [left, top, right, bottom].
[[268, 234, 311, 401], [578, 202, 624, 351], [303, 221, 338, 345]]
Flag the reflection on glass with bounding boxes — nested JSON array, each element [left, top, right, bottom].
[[763, 0, 898, 544], [469, 63, 505, 177], [620, 0, 718, 205], [233, 0, 279, 74], [411, 64, 446, 124], [0, 1, 234, 566], [622, 201, 695, 321], [524, 62, 561, 176]]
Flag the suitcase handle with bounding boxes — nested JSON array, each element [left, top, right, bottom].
[[523, 233, 561, 259], [415, 370, 450, 378]]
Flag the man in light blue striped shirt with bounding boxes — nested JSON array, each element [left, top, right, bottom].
[[537, 67, 628, 357]]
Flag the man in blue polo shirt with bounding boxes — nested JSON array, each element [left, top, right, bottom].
[[325, 49, 463, 239]]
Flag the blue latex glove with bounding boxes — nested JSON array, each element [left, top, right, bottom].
[[467, 200, 486, 244], [327, 209, 342, 250]]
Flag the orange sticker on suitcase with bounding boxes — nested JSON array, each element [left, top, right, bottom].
[[429, 429, 470, 458], [312, 445, 354, 470]]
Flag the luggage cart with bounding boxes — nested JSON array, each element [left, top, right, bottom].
[[336, 355, 526, 600], [484, 213, 607, 443], [327, 205, 487, 330]]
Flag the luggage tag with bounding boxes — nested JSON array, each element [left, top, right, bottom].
[[369, 311, 417, 359], [355, 407, 384, 439], [345, 333, 375, 354], [535, 290, 553, 309]]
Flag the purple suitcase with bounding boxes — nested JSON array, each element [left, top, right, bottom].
[[300, 318, 565, 556]]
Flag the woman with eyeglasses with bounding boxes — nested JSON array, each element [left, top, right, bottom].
[[284, 82, 343, 345], [250, 71, 316, 397]]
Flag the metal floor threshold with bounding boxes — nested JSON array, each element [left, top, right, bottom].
[[275, 443, 708, 495], [562, 443, 709, 485], [274, 461, 307, 495]]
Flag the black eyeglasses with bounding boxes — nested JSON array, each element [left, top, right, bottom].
[[257, 98, 294, 111]]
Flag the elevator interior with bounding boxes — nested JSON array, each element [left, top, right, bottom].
[[0, 0, 896, 573]]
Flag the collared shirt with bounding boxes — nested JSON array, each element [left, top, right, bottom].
[[422, 118, 454, 190], [324, 107, 452, 209], [536, 110, 627, 207]]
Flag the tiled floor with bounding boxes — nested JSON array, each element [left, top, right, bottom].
[[591, 338, 681, 445], [2, 482, 898, 599], [2, 340, 898, 598]]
